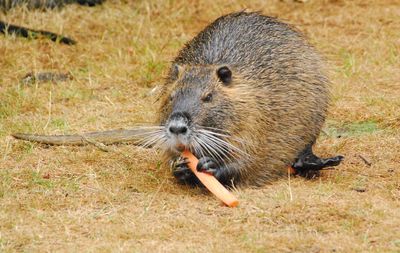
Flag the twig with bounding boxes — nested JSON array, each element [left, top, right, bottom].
[[358, 154, 372, 167], [104, 95, 115, 106]]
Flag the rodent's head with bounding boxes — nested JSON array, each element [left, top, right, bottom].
[[158, 64, 238, 155]]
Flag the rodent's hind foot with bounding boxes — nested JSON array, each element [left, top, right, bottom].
[[171, 156, 200, 186], [292, 144, 344, 178]]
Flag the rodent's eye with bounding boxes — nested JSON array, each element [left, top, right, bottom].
[[202, 93, 213, 102], [217, 66, 232, 85]]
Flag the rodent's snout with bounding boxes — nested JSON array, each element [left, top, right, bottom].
[[167, 112, 191, 136], [166, 112, 192, 151], [167, 111, 192, 135], [168, 112, 191, 129]]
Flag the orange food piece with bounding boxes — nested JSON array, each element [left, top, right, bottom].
[[288, 166, 296, 175], [182, 150, 239, 207]]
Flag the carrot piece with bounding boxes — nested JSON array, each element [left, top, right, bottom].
[[182, 150, 239, 207], [288, 166, 296, 175]]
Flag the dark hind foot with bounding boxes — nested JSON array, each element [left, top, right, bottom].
[[292, 144, 344, 177]]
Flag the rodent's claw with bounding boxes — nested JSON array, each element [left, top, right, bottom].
[[171, 157, 199, 186], [196, 157, 219, 175], [174, 156, 189, 168], [322, 155, 344, 167]]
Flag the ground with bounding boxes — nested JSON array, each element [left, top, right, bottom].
[[0, 0, 399, 252]]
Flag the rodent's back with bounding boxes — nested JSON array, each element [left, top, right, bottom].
[[175, 12, 324, 77], [172, 12, 330, 185]]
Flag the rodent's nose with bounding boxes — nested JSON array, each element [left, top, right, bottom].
[[168, 111, 191, 136], [169, 125, 188, 135]]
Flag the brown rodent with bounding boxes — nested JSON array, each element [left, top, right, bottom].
[[13, 11, 343, 187]]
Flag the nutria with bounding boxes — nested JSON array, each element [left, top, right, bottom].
[[13, 11, 343, 186]]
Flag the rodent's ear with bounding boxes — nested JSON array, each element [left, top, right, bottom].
[[170, 64, 184, 81], [216, 66, 232, 85]]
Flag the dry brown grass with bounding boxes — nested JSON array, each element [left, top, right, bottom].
[[0, 0, 399, 252]]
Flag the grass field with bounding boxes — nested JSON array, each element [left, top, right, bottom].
[[0, 0, 399, 252]]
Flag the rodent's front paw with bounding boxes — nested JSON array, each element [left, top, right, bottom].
[[171, 157, 198, 185], [196, 156, 219, 175]]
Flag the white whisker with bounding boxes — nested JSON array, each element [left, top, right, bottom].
[[195, 135, 225, 164], [198, 130, 248, 157], [199, 134, 236, 164]]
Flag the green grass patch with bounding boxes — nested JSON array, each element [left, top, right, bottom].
[[49, 118, 69, 131], [324, 120, 380, 138], [59, 87, 95, 102], [17, 142, 36, 155], [0, 87, 26, 119], [338, 49, 357, 77], [29, 172, 54, 189]]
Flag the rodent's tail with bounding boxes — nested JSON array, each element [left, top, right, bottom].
[[12, 129, 153, 146], [0, 21, 76, 45]]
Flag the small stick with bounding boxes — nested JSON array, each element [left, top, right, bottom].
[[358, 155, 372, 167], [181, 150, 239, 207]]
